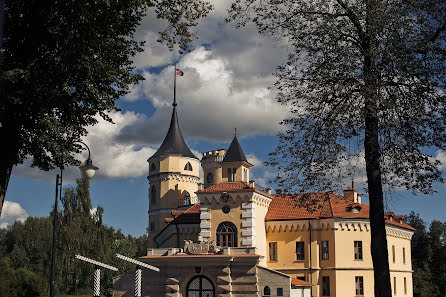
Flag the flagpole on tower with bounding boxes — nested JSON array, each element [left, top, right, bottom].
[[173, 64, 177, 107]]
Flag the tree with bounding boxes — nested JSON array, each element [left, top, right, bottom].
[[228, 1, 445, 296], [0, 0, 213, 215]]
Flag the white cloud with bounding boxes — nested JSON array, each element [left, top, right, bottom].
[[123, 47, 288, 143], [14, 111, 157, 182], [0, 201, 29, 228]]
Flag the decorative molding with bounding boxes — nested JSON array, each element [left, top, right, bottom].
[[184, 240, 222, 254], [148, 172, 200, 183], [386, 226, 414, 240]]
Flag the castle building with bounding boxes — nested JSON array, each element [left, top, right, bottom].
[[114, 101, 415, 297]]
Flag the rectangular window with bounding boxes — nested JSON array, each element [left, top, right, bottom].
[[277, 288, 283, 296], [392, 245, 396, 263], [355, 276, 364, 296], [296, 241, 305, 260], [321, 240, 329, 260], [403, 247, 406, 264], [322, 276, 330, 296], [394, 277, 397, 295], [354, 241, 363, 260], [404, 277, 407, 295], [150, 222, 155, 232], [269, 242, 278, 261]]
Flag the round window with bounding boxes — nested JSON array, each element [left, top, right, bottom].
[[222, 205, 230, 214]]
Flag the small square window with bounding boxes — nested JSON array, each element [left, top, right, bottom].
[[277, 288, 283, 296]]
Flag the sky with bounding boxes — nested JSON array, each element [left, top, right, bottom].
[[1, 1, 446, 235]]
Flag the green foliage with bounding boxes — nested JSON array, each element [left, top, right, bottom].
[[1, 0, 212, 171], [0, 178, 148, 297], [0, 257, 40, 297], [407, 212, 446, 297], [228, 0, 446, 194]]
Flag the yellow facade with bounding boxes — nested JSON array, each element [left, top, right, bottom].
[[264, 219, 413, 297], [147, 154, 200, 247]]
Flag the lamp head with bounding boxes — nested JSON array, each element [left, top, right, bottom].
[[80, 158, 99, 180]]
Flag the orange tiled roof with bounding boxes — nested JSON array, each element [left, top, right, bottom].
[[291, 278, 313, 287], [169, 202, 201, 224], [265, 193, 415, 231], [197, 181, 272, 198]]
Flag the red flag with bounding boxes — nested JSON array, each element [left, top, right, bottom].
[[176, 68, 184, 76]]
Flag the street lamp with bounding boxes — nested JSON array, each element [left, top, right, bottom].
[[49, 141, 99, 297]]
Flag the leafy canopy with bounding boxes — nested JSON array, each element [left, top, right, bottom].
[[1, 0, 212, 170], [228, 0, 446, 193]]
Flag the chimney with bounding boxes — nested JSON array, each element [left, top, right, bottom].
[[267, 188, 272, 195], [276, 189, 282, 195], [344, 188, 360, 203], [249, 180, 255, 188]]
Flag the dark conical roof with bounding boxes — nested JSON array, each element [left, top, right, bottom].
[[150, 106, 197, 160], [222, 135, 248, 163]]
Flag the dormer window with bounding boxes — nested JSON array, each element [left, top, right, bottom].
[[184, 162, 193, 171], [347, 203, 362, 214]]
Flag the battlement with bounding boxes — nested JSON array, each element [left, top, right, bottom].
[[201, 149, 226, 163]]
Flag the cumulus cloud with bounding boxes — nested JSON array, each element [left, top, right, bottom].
[[122, 47, 288, 143], [14, 111, 157, 182], [13, 0, 290, 182], [0, 201, 29, 228]]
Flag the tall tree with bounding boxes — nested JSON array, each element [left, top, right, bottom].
[[228, 1, 446, 296], [0, 0, 213, 215]]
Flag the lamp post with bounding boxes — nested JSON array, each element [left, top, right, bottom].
[[49, 141, 99, 297]]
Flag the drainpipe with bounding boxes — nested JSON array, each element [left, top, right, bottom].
[[308, 220, 313, 297], [176, 224, 180, 248]]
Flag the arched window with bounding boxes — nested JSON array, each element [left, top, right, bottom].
[[150, 163, 156, 172], [184, 191, 191, 205], [206, 172, 214, 184], [184, 162, 193, 171], [263, 286, 271, 296], [216, 222, 238, 247], [151, 186, 156, 204], [186, 275, 214, 297]]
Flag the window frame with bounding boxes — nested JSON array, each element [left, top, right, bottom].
[[355, 276, 364, 296], [295, 241, 305, 261], [354, 241, 363, 260], [263, 286, 271, 296], [184, 162, 193, 171], [277, 288, 283, 296], [322, 276, 330, 296], [321, 240, 329, 260], [206, 172, 214, 184], [151, 186, 156, 204], [216, 222, 238, 247], [269, 242, 278, 262]]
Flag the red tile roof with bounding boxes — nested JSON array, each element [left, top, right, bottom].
[[265, 193, 415, 231], [169, 203, 201, 224], [291, 278, 313, 287], [197, 181, 272, 198]]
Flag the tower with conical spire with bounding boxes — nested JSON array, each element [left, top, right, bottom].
[[147, 80, 199, 247]]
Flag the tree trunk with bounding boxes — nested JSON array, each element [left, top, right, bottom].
[[0, 125, 19, 216], [0, 154, 14, 216], [364, 59, 392, 297]]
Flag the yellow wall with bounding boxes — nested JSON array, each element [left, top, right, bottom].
[[265, 220, 414, 297], [147, 155, 200, 247]]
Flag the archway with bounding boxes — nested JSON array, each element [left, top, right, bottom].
[[186, 275, 215, 297]]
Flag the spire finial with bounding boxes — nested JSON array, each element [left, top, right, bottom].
[[173, 64, 177, 107]]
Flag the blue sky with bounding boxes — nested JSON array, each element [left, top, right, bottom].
[[1, 1, 445, 235]]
